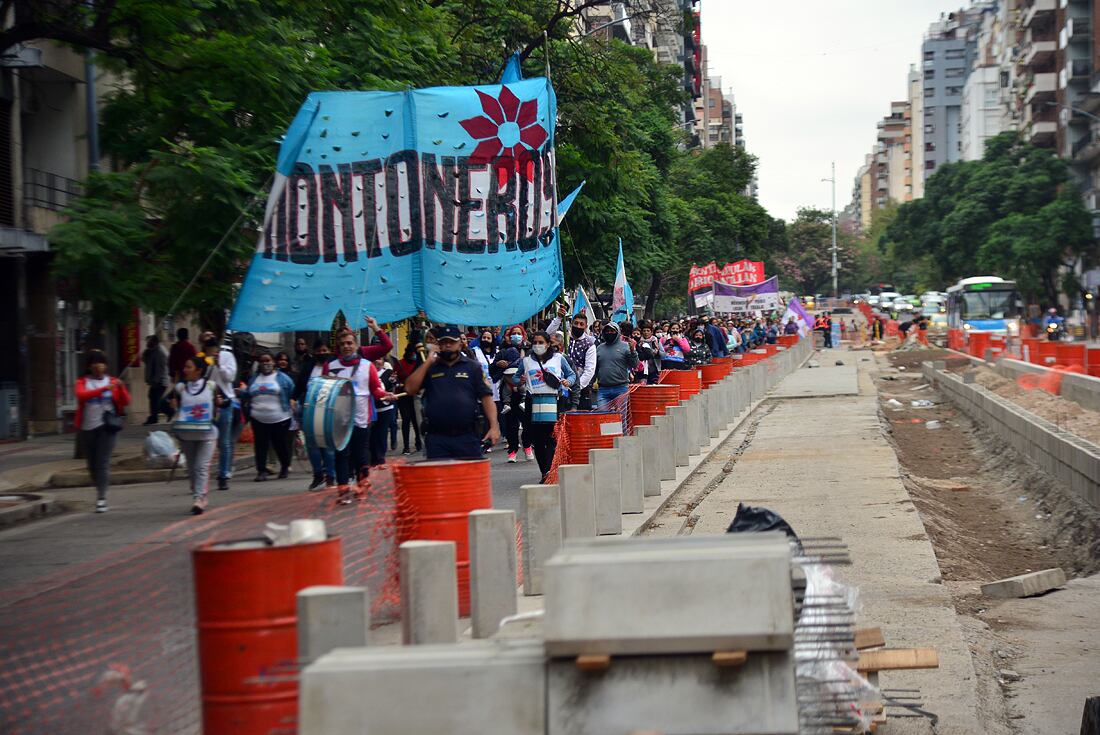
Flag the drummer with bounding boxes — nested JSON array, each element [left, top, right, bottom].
[[402, 324, 500, 460], [323, 329, 398, 499]]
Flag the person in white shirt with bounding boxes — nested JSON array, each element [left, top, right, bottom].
[[244, 351, 297, 481], [323, 330, 397, 498], [199, 336, 239, 492], [170, 356, 220, 515]]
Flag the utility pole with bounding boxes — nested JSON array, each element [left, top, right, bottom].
[[822, 162, 838, 298]]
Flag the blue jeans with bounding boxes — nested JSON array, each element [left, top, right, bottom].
[[216, 406, 240, 480], [307, 443, 336, 479], [596, 384, 629, 409]]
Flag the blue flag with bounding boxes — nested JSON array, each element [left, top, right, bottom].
[[229, 74, 562, 331], [610, 238, 633, 321], [557, 180, 585, 224]]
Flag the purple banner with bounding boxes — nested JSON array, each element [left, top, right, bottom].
[[712, 276, 780, 313]]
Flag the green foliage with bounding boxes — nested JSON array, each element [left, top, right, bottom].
[[45, 0, 777, 324], [884, 132, 1097, 303]]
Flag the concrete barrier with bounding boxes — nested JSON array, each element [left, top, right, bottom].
[[558, 465, 597, 539], [651, 414, 678, 480], [399, 541, 458, 644], [924, 362, 1100, 510], [297, 586, 371, 663], [468, 509, 518, 638], [634, 425, 662, 497], [667, 405, 691, 467], [613, 435, 645, 514], [588, 449, 623, 535], [991, 356, 1100, 413], [520, 484, 563, 595]]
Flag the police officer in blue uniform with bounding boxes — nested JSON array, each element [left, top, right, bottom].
[[402, 324, 500, 460]]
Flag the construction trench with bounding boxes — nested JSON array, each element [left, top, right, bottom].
[[293, 343, 1100, 735]]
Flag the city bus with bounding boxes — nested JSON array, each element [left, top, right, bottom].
[[945, 276, 1022, 339]]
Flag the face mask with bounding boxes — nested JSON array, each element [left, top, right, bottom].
[[603, 332, 617, 345], [655, 331, 664, 338], [532, 343, 548, 356], [570, 326, 586, 339], [509, 334, 522, 345], [439, 347, 460, 363]]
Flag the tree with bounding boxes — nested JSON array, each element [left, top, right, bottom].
[[885, 131, 1097, 303], [772, 207, 854, 295]]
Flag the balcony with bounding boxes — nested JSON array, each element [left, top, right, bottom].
[[1025, 72, 1057, 103], [24, 168, 82, 212], [1072, 130, 1100, 163], [1026, 119, 1058, 145], [1021, 40, 1056, 67], [1067, 58, 1091, 84], [1022, 0, 1056, 29], [1067, 16, 1090, 42]]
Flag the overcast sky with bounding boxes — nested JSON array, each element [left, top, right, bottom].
[[701, 1, 972, 222]]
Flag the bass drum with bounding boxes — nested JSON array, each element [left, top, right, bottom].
[[303, 376, 355, 451]]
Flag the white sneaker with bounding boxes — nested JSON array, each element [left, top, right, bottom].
[[524, 447, 534, 462], [95, 500, 108, 513]]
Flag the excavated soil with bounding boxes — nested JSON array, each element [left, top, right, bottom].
[[876, 350, 1100, 604]]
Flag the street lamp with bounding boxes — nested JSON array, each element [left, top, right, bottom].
[[822, 162, 838, 299], [1044, 100, 1100, 123]]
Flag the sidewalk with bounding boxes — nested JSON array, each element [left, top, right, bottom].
[[0, 422, 253, 492], [665, 353, 983, 734]]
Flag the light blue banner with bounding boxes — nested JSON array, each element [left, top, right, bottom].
[[229, 75, 562, 331]]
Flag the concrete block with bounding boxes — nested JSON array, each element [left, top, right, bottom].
[[297, 586, 371, 664], [981, 568, 1067, 599], [667, 405, 691, 467], [706, 388, 722, 437], [932, 360, 946, 371], [558, 464, 597, 539], [684, 399, 703, 455], [613, 435, 645, 514], [400, 541, 458, 645], [520, 484, 563, 595], [546, 651, 798, 735], [301, 639, 546, 735], [588, 449, 623, 535], [468, 509, 518, 639], [962, 371, 975, 384], [543, 534, 793, 656], [984, 348, 995, 363], [635, 425, 662, 497], [651, 414, 677, 480]]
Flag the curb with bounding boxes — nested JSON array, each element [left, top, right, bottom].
[[0, 493, 60, 528]]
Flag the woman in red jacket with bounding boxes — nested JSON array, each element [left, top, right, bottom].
[[75, 350, 131, 513]]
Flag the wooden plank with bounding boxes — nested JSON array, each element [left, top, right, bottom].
[[854, 627, 886, 650], [857, 648, 938, 672], [575, 654, 611, 671], [711, 650, 748, 667]]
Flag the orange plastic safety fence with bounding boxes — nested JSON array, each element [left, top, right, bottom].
[[0, 465, 407, 735]]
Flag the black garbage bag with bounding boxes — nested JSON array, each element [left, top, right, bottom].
[[725, 502, 803, 555]]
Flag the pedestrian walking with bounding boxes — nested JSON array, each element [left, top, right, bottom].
[[369, 356, 398, 466], [402, 324, 500, 460], [170, 355, 220, 515], [594, 322, 637, 408], [294, 338, 337, 490], [75, 350, 131, 513], [141, 335, 170, 425], [498, 325, 533, 462], [167, 328, 196, 384], [393, 344, 423, 455], [514, 330, 574, 478], [245, 351, 296, 482], [198, 336, 240, 492], [323, 330, 396, 501]]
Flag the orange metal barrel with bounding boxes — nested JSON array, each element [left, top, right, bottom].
[[394, 459, 492, 616], [192, 537, 343, 735], [628, 384, 680, 429], [777, 335, 798, 347], [564, 411, 625, 464], [699, 362, 731, 388], [967, 332, 991, 359], [1088, 349, 1100, 378], [659, 368, 703, 398], [739, 352, 763, 366]]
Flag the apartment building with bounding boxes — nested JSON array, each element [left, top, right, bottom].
[[908, 65, 926, 199]]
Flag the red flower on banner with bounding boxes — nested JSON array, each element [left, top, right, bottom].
[[460, 86, 548, 184]]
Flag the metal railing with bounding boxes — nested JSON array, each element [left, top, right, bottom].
[[23, 168, 82, 211]]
